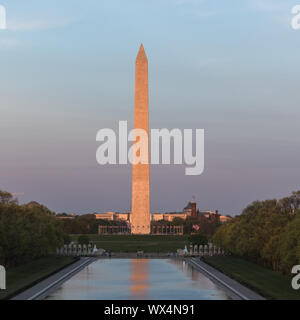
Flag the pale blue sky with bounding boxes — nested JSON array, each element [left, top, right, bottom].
[[0, 0, 299, 214]]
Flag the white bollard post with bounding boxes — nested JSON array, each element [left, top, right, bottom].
[[199, 245, 203, 257], [194, 244, 198, 256]]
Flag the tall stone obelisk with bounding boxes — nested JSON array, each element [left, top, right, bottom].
[[130, 44, 151, 235]]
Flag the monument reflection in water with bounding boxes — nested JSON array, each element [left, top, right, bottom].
[[46, 259, 229, 300], [130, 259, 149, 299]]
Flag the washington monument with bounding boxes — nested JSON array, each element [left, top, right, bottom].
[[130, 44, 151, 234]]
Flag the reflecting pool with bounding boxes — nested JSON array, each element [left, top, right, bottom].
[[46, 259, 229, 300]]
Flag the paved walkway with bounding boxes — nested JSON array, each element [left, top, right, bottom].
[[187, 258, 265, 300], [12, 257, 96, 300]]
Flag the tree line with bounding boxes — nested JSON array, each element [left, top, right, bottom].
[[60, 214, 221, 236], [213, 191, 300, 272], [152, 216, 220, 237], [0, 191, 64, 268], [59, 214, 127, 234]]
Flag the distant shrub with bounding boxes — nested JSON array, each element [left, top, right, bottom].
[[78, 235, 90, 245], [188, 234, 208, 245], [63, 234, 71, 245]]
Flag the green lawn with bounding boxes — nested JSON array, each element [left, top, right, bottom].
[[204, 256, 300, 300], [71, 234, 189, 253], [0, 256, 77, 300]]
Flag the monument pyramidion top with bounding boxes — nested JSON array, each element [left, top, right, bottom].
[[136, 43, 148, 63]]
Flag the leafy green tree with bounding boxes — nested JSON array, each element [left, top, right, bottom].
[[63, 234, 71, 245], [0, 190, 18, 205], [59, 214, 128, 234], [213, 191, 300, 272], [291, 191, 300, 210], [188, 234, 208, 245], [0, 195, 64, 268], [78, 235, 90, 245], [279, 215, 300, 271]]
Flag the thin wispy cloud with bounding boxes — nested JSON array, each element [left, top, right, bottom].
[[251, 0, 286, 12], [176, 0, 206, 5], [0, 38, 20, 47], [12, 192, 25, 197], [174, 0, 218, 18], [250, 0, 293, 28], [7, 16, 77, 31], [195, 10, 217, 18]]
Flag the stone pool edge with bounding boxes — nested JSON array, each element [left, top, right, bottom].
[[186, 258, 265, 300], [11, 257, 96, 300]]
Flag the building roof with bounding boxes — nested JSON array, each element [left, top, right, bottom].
[[183, 202, 192, 210]]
